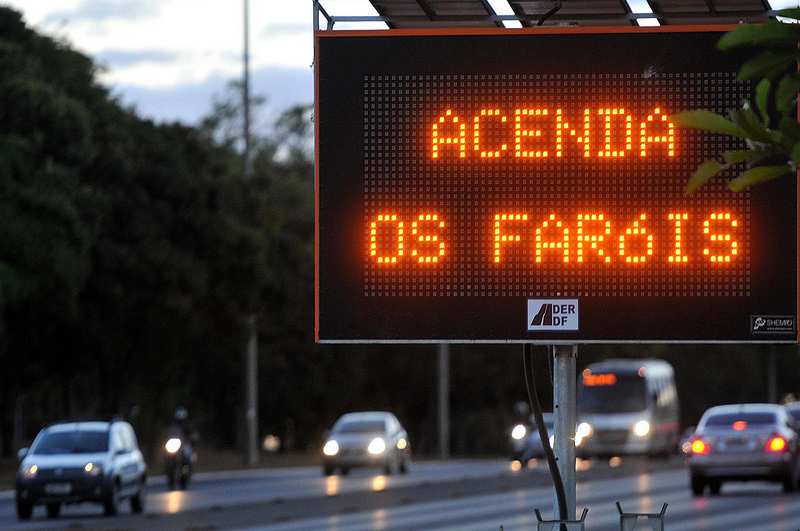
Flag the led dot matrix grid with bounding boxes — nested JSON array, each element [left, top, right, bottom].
[[363, 73, 751, 298]]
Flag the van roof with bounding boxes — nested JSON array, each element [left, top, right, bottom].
[[582, 358, 674, 375]]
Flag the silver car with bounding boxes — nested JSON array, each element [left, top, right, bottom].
[[689, 403, 800, 496], [322, 411, 411, 476], [15, 420, 147, 519]]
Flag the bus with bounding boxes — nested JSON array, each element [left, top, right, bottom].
[[575, 358, 680, 457]]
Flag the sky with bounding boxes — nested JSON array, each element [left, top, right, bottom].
[[2, 1, 798, 127], [0, 1, 365, 126]]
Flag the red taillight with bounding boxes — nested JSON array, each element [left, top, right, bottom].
[[766, 436, 788, 453], [691, 439, 710, 455]]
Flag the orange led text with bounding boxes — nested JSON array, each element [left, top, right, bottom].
[[432, 107, 674, 159], [493, 211, 739, 264], [370, 213, 445, 264], [369, 211, 740, 266]]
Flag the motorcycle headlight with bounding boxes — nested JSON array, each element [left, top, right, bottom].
[[165, 438, 182, 454], [84, 462, 104, 476], [323, 440, 339, 456], [511, 424, 527, 440], [368, 437, 386, 455]]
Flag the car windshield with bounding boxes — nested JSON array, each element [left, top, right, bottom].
[[579, 373, 646, 413], [335, 420, 386, 434], [33, 429, 109, 454], [704, 412, 776, 428]]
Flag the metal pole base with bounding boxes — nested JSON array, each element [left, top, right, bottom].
[[533, 507, 589, 530], [617, 502, 668, 531]]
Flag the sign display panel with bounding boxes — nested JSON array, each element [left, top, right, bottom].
[[315, 27, 798, 343]]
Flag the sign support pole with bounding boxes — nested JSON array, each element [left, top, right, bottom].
[[438, 343, 450, 458], [552, 344, 577, 520]]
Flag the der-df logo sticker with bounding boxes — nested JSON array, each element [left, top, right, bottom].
[[528, 299, 579, 331]]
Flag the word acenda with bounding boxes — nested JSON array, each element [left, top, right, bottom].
[[368, 212, 739, 265], [431, 106, 674, 159]]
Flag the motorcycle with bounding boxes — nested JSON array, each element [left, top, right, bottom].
[[163, 437, 195, 490]]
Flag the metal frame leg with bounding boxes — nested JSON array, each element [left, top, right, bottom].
[[617, 502, 668, 531], [534, 507, 589, 531]]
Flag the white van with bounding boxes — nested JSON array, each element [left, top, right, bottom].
[[576, 358, 680, 457]]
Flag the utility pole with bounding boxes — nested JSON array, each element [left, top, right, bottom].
[[243, 0, 258, 467]]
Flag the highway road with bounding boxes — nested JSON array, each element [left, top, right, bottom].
[[2, 457, 800, 530]]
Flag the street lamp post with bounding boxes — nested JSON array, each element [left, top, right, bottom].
[[243, 0, 258, 468]]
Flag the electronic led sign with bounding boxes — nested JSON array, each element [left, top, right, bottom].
[[315, 27, 798, 343]]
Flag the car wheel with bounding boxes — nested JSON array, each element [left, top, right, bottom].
[[104, 481, 120, 516], [340, 467, 350, 476], [16, 500, 33, 520], [399, 455, 409, 474], [130, 479, 146, 513], [708, 481, 722, 495], [690, 475, 705, 496], [323, 465, 335, 476], [46, 503, 61, 518]]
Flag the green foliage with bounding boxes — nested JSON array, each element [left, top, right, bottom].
[[0, 6, 276, 454], [670, 8, 800, 193]]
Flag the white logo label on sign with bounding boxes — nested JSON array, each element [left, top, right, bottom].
[[528, 299, 579, 331]]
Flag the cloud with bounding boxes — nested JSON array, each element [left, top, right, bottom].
[[45, 0, 158, 23], [95, 49, 178, 68], [113, 65, 313, 126], [260, 23, 309, 39]]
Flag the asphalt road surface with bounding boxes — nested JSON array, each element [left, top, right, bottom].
[[1, 456, 799, 530]]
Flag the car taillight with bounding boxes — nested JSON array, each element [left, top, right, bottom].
[[766, 436, 788, 453], [691, 439, 711, 455]]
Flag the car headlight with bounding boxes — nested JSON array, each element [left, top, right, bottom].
[[323, 440, 339, 456], [511, 424, 527, 440], [84, 462, 104, 476], [368, 437, 386, 455], [20, 464, 38, 480], [633, 420, 651, 437], [397, 438, 408, 450]]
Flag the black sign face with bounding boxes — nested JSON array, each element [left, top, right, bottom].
[[315, 27, 798, 343]]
